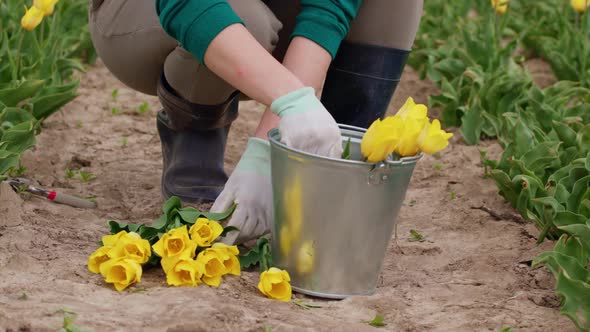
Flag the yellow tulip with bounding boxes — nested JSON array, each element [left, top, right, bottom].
[[571, 0, 589, 12], [396, 97, 428, 127], [490, 0, 508, 14], [153, 226, 196, 273], [296, 241, 314, 275], [361, 116, 404, 162], [258, 267, 292, 302], [34, 0, 58, 16], [417, 119, 454, 154], [21, 6, 44, 31], [196, 249, 226, 287], [87, 246, 111, 274], [166, 258, 205, 287], [107, 232, 151, 264], [189, 218, 223, 247], [210, 243, 241, 276], [395, 118, 423, 157], [102, 230, 128, 247], [99, 257, 142, 292]]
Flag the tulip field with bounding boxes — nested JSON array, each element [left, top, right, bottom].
[[410, 1, 590, 330], [0, 0, 589, 331]]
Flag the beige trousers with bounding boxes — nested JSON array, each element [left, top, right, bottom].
[[89, 0, 423, 105]]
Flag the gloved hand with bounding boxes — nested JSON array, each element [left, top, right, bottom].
[[210, 137, 272, 245], [271, 87, 343, 158]]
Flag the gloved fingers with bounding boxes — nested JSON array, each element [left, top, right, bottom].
[[220, 205, 248, 245], [210, 187, 235, 213], [327, 141, 344, 159]]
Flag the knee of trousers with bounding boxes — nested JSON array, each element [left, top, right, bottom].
[[346, 0, 424, 50], [88, 1, 177, 96]]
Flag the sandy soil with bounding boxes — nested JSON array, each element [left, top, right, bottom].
[[0, 59, 575, 332]]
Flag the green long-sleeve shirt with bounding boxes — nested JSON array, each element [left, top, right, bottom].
[[155, 0, 362, 64]]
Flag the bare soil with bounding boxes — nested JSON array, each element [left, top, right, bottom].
[[0, 59, 574, 332]]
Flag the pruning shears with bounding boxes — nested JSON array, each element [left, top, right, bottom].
[[5, 178, 97, 209]]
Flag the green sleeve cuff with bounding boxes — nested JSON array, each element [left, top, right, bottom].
[[291, 21, 344, 59], [184, 2, 244, 64]]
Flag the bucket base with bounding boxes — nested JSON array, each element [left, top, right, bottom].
[[292, 286, 374, 300]]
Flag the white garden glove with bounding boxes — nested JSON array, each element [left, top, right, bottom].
[[211, 137, 273, 245], [270, 87, 343, 158]]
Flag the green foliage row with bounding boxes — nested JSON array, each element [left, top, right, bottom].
[[0, 0, 95, 179], [409, 1, 590, 330]]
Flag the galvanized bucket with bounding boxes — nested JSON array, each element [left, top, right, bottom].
[[268, 124, 421, 299]]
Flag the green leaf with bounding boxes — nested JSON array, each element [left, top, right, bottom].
[[460, 105, 483, 145], [341, 137, 351, 160], [238, 236, 271, 271], [178, 203, 236, 223], [163, 196, 182, 216], [554, 235, 589, 268], [107, 220, 128, 234], [30, 87, 79, 120], [533, 251, 589, 284], [201, 203, 237, 221], [0, 80, 44, 107], [1, 120, 36, 153], [566, 175, 590, 214], [152, 215, 168, 230], [553, 273, 590, 331], [177, 207, 202, 224], [138, 226, 159, 242], [552, 121, 577, 148], [558, 224, 590, 242], [220, 226, 239, 238], [408, 229, 425, 242], [553, 211, 588, 228], [127, 224, 141, 232], [364, 314, 386, 327]]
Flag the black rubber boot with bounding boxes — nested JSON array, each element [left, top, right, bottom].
[[156, 74, 239, 204], [320, 41, 409, 129]]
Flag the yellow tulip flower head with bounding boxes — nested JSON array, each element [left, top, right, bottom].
[[210, 243, 241, 276], [258, 267, 292, 302], [107, 232, 152, 264], [361, 116, 403, 162], [21, 5, 44, 31], [571, 0, 590, 12], [99, 257, 142, 291], [34, 0, 58, 16], [166, 258, 205, 287], [87, 246, 111, 274], [152, 226, 197, 273], [396, 97, 428, 127], [417, 119, 454, 154], [395, 118, 424, 157], [196, 249, 226, 287], [490, 0, 508, 14], [189, 218, 223, 247], [102, 230, 128, 247]]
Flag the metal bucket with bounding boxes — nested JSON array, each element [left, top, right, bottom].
[[268, 124, 421, 299]]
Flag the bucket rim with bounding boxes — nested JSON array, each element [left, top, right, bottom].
[[267, 124, 423, 167]]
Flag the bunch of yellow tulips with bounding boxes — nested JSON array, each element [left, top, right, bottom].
[[361, 97, 453, 163]]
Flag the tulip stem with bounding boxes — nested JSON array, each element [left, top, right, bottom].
[[14, 33, 24, 79]]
